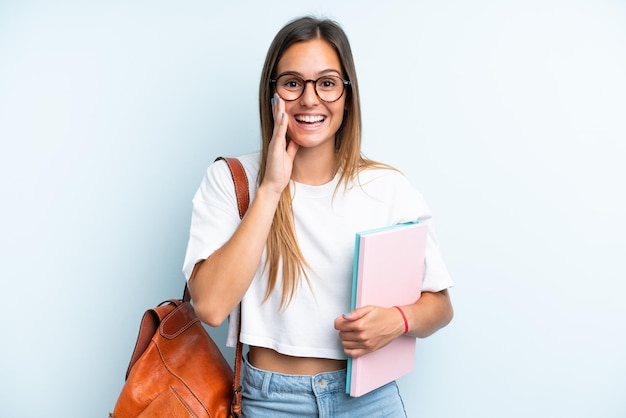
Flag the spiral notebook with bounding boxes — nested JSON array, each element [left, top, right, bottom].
[[346, 222, 427, 397]]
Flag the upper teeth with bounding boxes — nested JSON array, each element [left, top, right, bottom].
[[297, 115, 324, 123]]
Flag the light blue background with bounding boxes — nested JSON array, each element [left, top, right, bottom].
[[1, 1, 625, 417]]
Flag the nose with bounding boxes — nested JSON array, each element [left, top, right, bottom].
[[299, 80, 320, 106]]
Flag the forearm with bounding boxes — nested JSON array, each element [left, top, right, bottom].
[[402, 289, 453, 338], [335, 289, 453, 358], [188, 184, 281, 326]]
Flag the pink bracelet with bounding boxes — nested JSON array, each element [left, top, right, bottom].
[[393, 306, 409, 334]]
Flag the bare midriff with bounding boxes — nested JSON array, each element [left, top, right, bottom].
[[248, 346, 347, 375]]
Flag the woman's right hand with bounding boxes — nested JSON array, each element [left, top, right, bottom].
[[190, 95, 300, 326], [262, 94, 299, 194]]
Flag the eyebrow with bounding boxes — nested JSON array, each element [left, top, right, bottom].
[[275, 69, 343, 78]]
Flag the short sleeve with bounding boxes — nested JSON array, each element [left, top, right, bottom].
[[387, 172, 454, 292], [182, 159, 245, 280]]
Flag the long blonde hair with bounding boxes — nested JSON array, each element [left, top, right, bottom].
[[258, 16, 389, 307]]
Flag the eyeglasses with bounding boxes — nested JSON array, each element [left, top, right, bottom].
[[270, 73, 350, 103]]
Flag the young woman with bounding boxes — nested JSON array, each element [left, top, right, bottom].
[[183, 16, 453, 417]]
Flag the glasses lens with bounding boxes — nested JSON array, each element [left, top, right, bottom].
[[275, 75, 304, 101], [275, 75, 346, 102], [316, 76, 345, 102]]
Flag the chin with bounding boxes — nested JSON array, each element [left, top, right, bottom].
[[289, 135, 332, 149]]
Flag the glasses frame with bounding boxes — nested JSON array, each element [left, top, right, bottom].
[[270, 73, 351, 103]]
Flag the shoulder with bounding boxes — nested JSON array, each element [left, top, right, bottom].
[[209, 152, 260, 176], [206, 152, 260, 185], [354, 165, 414, 192], [234, 152, 261, 178], [352, 165, 430, 215], [195, 152, 260, 203]]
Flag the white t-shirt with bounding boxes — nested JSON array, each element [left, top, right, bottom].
[[183, 152, 453, 360]]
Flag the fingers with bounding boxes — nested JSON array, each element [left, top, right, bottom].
[[345, 306, 372, 321], [335, 306, 402, 358], [271, 94, 288, 144], [262, 94, 296, 193], [334, 306, 371, 330], [268, 94, 293, 160], [334, 307, 373, 358], [339, 324, 378, 358], [285, 137, 299, 159]]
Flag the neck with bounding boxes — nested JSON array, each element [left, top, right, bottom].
[[291, 146, 338, 186]]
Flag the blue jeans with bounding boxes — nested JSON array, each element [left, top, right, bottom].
[[241, 355, 407, 417]]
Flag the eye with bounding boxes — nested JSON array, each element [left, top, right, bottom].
[[280, 77, 303, 90], [317, 77, 339, 90]]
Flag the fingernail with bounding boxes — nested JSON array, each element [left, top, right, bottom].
[[343, 312, 351, 317], [271, 97, 275, 105], [281, 112, 285, 119]]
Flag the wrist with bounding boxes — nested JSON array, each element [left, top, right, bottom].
[[256, 181, 284, 203], [393, 306, 409, 335]]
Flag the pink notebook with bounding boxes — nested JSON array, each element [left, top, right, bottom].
[[346, 222, 427, 397]]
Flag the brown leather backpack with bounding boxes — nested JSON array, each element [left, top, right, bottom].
[[110, 157, 247, 417]]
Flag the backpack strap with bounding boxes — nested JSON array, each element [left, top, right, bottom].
[[182, 156, 249, 417], [216, 157, 247, 417], [217, 157, 250, 220], [182, 156, 249, 302]]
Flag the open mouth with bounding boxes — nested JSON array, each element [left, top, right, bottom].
[[295, 114, 326, 126]]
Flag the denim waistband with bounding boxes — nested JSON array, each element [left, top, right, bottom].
[[242, 354, 347, 396]]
